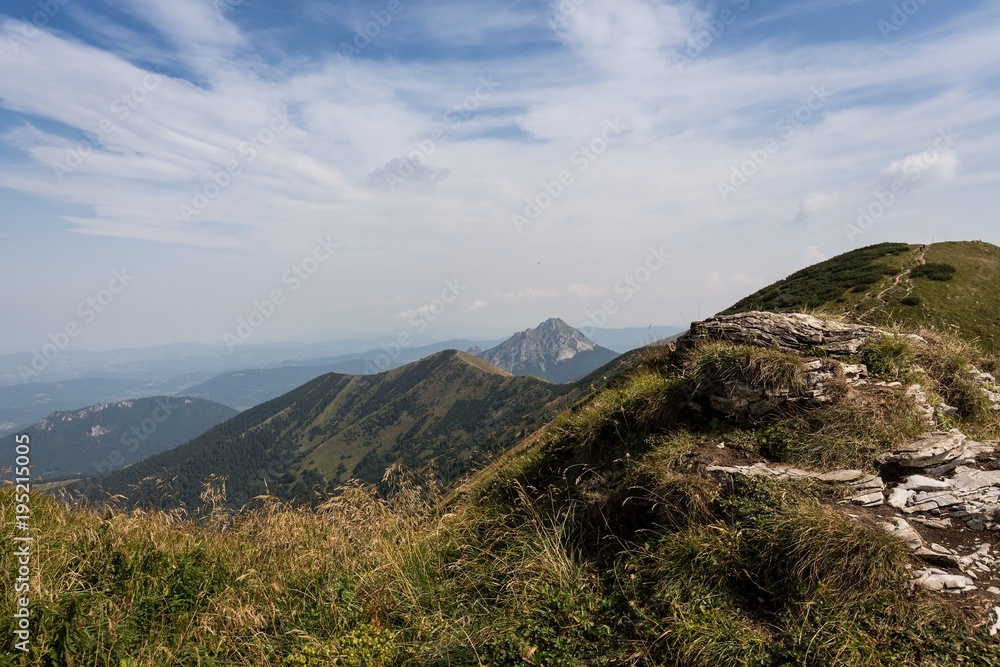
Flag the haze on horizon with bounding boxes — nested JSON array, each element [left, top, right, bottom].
[[1, 0, 998, 353]]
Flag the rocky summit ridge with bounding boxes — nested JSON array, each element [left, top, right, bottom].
[[677, 311, 1000, 618]]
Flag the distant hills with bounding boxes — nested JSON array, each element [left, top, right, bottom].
[[181, 363, 372, 411], [471, 318, 620, 383], [725, 240, 1000, 353], [0, 378, 142, 437], [1, 397, 236, 480], [86, 350, 605, 508]]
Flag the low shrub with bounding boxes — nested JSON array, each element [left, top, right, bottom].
[[910, 262, 957, 281]]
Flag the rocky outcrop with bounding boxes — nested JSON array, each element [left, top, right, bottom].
[[911, 568, 977, 594], [673, 313, 1000, 428], [691, 312, 1000, 626], [712, 429, 999, 530], [697, 358, 848, 422], [679, 311, 888, 357]]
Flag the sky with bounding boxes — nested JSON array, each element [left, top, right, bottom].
[[1, 0, 998, 353]]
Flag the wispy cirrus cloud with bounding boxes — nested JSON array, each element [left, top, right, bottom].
[[1, 0, 999, 346]]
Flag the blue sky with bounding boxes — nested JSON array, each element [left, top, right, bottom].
[[1, 0, 998, 352]]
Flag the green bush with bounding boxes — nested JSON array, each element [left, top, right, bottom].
[[900, 295, 922, 306], [910, 262, 957, 281]]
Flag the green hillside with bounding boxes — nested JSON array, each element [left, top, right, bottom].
[[88, 351, 589, 509], [724, 240, 1000, 353], [0, 397, 236, 480]]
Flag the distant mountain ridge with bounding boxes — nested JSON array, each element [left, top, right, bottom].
[[1, 396, 237, 480], [471, 318, 620, 383]]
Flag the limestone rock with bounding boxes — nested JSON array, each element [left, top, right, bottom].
[[842, 363, 869, 384], [900, 475, 953, 492], [680, 312, 885, 357], [699, 357, 846, 422], [849, 491, 885, 507], [882, 518, 924, 551], [887, 487, 913, 509], [706, 463, 865, 483], [970, 367, 1000, 411], [878, 429, 986, 476], [905, 384, 936, 425], [911, 568, 976, 593]]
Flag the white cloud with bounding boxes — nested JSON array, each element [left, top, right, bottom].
[[789, 191, 837, 225], [877, 149, 960, 191], [367, 157, 450, 192], [492, 288, 561, 302], [468, 299, 488, 312], [117, 0, 243, 52], [567, 283, 605, 298]]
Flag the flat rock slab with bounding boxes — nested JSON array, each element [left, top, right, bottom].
[[900, 474, 953, 492], [707, 463, 866, 484], [878, 429, 984, 474], [952, 469, 1000, 495], [882, 518, 924, 550]]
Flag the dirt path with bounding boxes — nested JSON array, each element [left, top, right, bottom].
[[857, 246, 927, 321]]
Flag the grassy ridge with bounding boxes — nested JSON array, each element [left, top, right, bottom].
[[723, 240, 1000, 354]]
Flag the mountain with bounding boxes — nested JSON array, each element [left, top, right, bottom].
[[86, 350, 596, 509], [0, 377, 146, 437], [724, 240, 1000, 353], [274, 338, 506, 372], [179, 340, 513, 412], [1, 396, 237, 481], [180, 362, 373, 410], [472, 318, 620, 383]]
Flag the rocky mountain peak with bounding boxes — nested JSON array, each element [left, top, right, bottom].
[[472, 319, 618, 383]]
